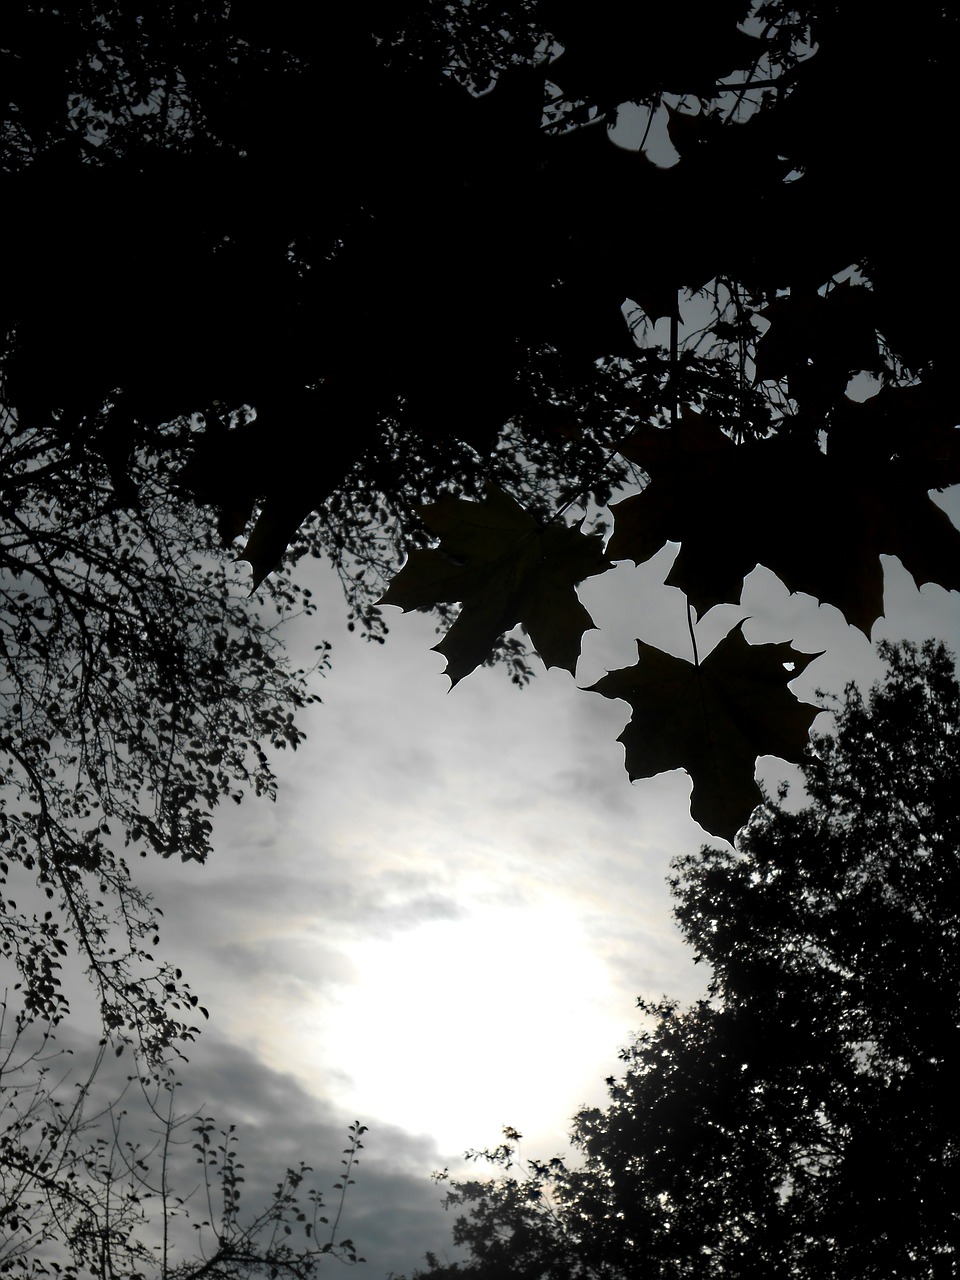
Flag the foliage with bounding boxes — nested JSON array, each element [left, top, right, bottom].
[[1, 1, 958, 1267], [380, 487, 610, 686], [0, 1008, 366, 1277], [609, 412, 960, 634], [0, 405, 326, 1058], [0, 397, 364, 1270], [404, 640, 960, 1279], [3, 1, 958, 838], [587, 624, 821, 841]]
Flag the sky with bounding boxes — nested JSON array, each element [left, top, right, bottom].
[[119, 486, 959, 1278]]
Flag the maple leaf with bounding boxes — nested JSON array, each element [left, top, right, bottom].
[[379, 486, 610, 685], [180, 385, 385, 587], [586, 624, 822, 843], [238, 491, 317, 590], [609, 416, 960, 635], [753, 282, 884, 401]]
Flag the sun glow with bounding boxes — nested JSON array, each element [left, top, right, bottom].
[[317, 900, 619, 1156]]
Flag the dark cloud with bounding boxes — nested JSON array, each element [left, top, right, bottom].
[[37, 1024, 459, 1280]]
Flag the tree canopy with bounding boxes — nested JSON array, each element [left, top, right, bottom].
[[410, 639, 960, 1279], [1, 3, 958, 1269], [3, 0, 959, 839], [0, 401, 363, 1272], [0, 402, 324, 1057]]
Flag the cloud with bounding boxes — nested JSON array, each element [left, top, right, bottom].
[[85, 537, 960, 1264], [37, 1023, 458, 1280]]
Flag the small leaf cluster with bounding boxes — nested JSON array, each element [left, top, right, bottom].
[[0, 1010, 368, 1277]]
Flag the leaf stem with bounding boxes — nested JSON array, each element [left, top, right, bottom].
[[669, 308, 679, 428], [686, 598, 700, 669]]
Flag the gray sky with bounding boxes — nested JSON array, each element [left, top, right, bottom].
[[126, 487, 959, 1279]]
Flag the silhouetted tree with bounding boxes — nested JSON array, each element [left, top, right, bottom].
[[4, 1, 958, 838], [0, 400, 364, 1264], [411, 641, 960, 1279], [0, 403, 325, 1058], [1, 2, 958, 1268]]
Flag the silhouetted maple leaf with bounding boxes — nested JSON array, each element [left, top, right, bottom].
[[380, 486, 610, 684], [754, 282, 883, 408], [587, 624, 822, 842], [179, 389, 383, 588], [609, 416, 960, 634], [238, 490, 318, 590], [829, 384, 960, 489]]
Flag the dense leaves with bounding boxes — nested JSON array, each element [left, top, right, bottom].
[[0, 409, 324, 1056], [2, 1, 959, 837], [587, 624, 821, 841], [410, 641, 960, 1279], [610, 414, 960, 632], [3, 0, 957, 517]]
